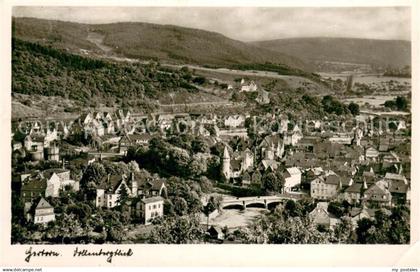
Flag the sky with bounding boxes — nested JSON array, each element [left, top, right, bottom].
[[12, 6, 411, 42]]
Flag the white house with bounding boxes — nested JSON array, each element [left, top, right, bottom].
[[137, 196, 164, 225], [224, 115, 245, 128], [240, 80, 258, 92], [44, 169, 78, 197], [365, 147, 379, 162], [34, 198, 55, 224], [283, 167, 302, 192], [96, 174, 135, 209]]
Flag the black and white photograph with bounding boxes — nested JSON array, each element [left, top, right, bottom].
[[4, 1, 417, 260]]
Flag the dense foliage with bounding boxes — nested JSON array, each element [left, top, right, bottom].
[[12, 38, 197, 106], [384, 96, 410, 111]]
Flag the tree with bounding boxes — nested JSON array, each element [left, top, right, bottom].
[[117, 183, 130, 207], [163, 199, 175, 216], [348, 102, 360, 116], [245, 215, 330, 244], [188, 154, 208, 177], [395, 96, 408, 111], [283, 200, 303, 218], [80, 162, 106, 188], [327, 201, 345, 218], [333, 217, 356, 243], [356, 218, 375, 244], [149, 215, 205, 244], [173, 197, 188, 216], [202, 196, 221, 229], [384, 100, 396, 109], [388, 205, 410, 244], [192, 76, 206, 85], [192, 138, 209, 153], [127, 160, 140, 173], [261, 172, 281, 194]]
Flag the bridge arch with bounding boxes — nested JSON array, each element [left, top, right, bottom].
[[245, 202, 266, 209], [266, 201, 282, 210], [222, 204, 245, 210]]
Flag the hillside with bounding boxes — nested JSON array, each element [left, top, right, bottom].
[[251, 37, 411, 72], [12, 38, 201, 109], [12, 17, 312, 71]]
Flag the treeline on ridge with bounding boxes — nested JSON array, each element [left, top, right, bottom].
[[12, 38, 198, 105]]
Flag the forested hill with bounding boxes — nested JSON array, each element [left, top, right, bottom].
[[12, 17, 313, 71], [251, 37, 411, 69], [12, 38, 198, 106]]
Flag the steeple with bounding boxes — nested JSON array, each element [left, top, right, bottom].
[[221, 145, 231, 181], [223, 145, 230, 160]]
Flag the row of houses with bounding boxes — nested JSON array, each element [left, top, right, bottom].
[[309, 169, 410, 206]]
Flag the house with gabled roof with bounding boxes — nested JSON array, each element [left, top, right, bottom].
[[255, 90, 270, 104], [79, 112, 93, 126], [240, 80, 258, 92], [350, 205, 376, 227], [34, 198, 55, 225], [224, 115, 245, 128], [21, 173, 47, 203], [282, 167, 302, 192], [44, 168, 78, 197], [284, 125, 303, 146], [310, 172, 341, 200], [342, 182, 363, 204], [137, 178, 167, 198], [383, 173, 409, 203], [259, 134, 284, 159], [96, 174, 137, 208], [309, 202, 340, 229], [363, 180, 392, 206]]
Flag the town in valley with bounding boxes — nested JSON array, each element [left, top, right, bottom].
[[11, 7, 411, 244]]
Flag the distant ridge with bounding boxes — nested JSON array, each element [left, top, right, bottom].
[[251, 37, 411, 69], [12, 17, 312, 71]]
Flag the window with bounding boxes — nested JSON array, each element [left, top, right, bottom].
[[149, 206, 151, 210], [153, 204, 156, 209], [109, 201, 112, 207], [158, 204, 161, 208]]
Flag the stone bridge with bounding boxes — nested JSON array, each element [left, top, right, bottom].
[[221, 194, 302, 210]]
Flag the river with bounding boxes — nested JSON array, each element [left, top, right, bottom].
[[205, 208, 268, 230]]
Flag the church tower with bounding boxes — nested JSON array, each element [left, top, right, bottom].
[[47, 141, 60, 162], [221, 146, 231, 181], [353, 127, 363, 146]]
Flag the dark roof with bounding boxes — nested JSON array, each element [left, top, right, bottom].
[[325, 174, 341, 185], [36, 198, 53, 210], [43, 168, 69, 179], [151, 179, 165, 191], [365, 183, 389, 197], [379, 144, 389, 152], [22, 177, 47, 191], [98, 175, 125, 193], [31, 134, 45, 142], [345, 183, 363, 193], [259, 134, 283, 148], [389, 180, 408, 194], [141, 196, 164, 204]]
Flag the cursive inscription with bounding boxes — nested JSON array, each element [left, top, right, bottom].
[[73, 247, 133, 263], [25, 247, 60, 263]]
